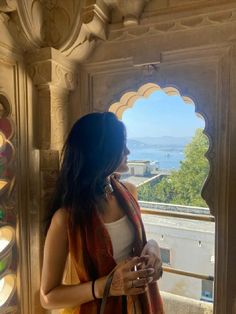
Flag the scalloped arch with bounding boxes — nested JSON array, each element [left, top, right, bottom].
[[109, 83, 195, 119], [109, 82, 213, 213]]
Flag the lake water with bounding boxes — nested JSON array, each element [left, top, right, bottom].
[[128, 148, 184, 170]]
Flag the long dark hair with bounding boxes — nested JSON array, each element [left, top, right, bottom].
[[45, 112, 126, 232]]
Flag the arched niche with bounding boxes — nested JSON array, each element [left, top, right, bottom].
[[80, 46, 232, 312], [83, 47, 231, 224]]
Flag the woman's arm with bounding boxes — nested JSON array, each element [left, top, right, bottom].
[[40, 208, 107, 309], [40, 208, 153, 310]]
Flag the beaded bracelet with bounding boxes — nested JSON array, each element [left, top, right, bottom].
[[92, 280, 98, 300]]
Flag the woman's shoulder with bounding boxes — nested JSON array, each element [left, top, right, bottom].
[[51, 208, 69, 228], [121, 181, 138, 201]]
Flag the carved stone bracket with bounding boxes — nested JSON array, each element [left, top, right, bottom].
[[27, 47, 77, 151], [117, 0, 150, 26], [61, 1, 110, 60], [104, 0, 150, 26]]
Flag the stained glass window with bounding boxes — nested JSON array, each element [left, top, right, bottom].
[[0, 99, 17, 312]]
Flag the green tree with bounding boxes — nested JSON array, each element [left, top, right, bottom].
[[138, 129, 209, 207]]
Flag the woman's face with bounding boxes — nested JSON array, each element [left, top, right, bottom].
[[116, 145, 130, 173]]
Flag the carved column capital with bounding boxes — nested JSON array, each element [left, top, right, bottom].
[[27, 47, 77, 90]]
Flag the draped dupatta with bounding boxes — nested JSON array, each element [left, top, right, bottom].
[[64, 174, 164, 314]]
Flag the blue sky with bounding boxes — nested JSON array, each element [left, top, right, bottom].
[[122, 90, 205, 138]]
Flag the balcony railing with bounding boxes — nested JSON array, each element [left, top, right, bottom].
[[141, 207, 215, 281], [141, 207, 215, 222]]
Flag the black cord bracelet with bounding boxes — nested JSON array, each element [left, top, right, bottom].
[[92, 280, 98, 300]]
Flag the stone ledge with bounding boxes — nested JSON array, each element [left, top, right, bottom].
[[161, 291, 213, 314]]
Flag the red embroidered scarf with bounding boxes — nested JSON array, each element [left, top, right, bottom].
[[67, 174, 164, 314]]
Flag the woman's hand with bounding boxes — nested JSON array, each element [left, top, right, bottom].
[[141, 240, 163, 281], [110, 256, 155, 296]]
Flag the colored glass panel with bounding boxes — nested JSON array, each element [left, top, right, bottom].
[[0, 104, 16, 310], [0, 119, 13, 140], [0, 274, 16, 307]]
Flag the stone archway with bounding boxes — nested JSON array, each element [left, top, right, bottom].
[[109, 83, 215, 313], [109, 83, 194, 119], [109, 82, 210, 210]]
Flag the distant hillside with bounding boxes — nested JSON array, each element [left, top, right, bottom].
[[127, 136, 192, 149], [126, 139, 149, 149]]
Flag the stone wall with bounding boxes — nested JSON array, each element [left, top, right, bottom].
[[139, 200, 210, 215], [161, 291, 213, 314]]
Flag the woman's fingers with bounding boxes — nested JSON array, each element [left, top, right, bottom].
[[140, 254, 163, 281], [128, 286, 148, 295], [124, 256, 149, 271], [125, 277, 153, 295], [110, 256, 157, 297], [130, 276, 153, 288], [127, 268, 155, 280]]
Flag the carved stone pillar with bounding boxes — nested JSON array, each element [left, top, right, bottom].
[[28, 46, 77, 219], [25, 47, 77, 313], [28, 47, 77, 150]]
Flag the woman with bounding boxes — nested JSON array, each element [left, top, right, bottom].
[[40, 112, 164, 314]]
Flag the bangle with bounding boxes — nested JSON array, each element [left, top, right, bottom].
[[92, 280, 98, 300]]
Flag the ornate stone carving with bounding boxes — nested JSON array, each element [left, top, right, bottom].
[[27, 47, 77, 150], [61, 2, 109, 60], [39, 149, 59, 215], [50, 88, 69, 150], [0, 0, 16, 12], [27, 47, 77, 90], [117, 0, 150, 26], [31, 0, 71, 46], [0, 0, 110, 60], [15, 0, 83, 48], [28, 61, 77, 90], [104, 0, 150, 26], [108, 7, 236, 42], [29, 85, 69, 150]]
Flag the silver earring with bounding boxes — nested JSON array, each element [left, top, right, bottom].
[[104, 178, 114, 199]]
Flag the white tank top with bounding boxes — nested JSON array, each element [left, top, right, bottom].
[[104, 215, 135, 263]]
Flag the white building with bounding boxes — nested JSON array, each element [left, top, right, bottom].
[[141, 211, 215, 302], [127, 160, 157, 176]]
